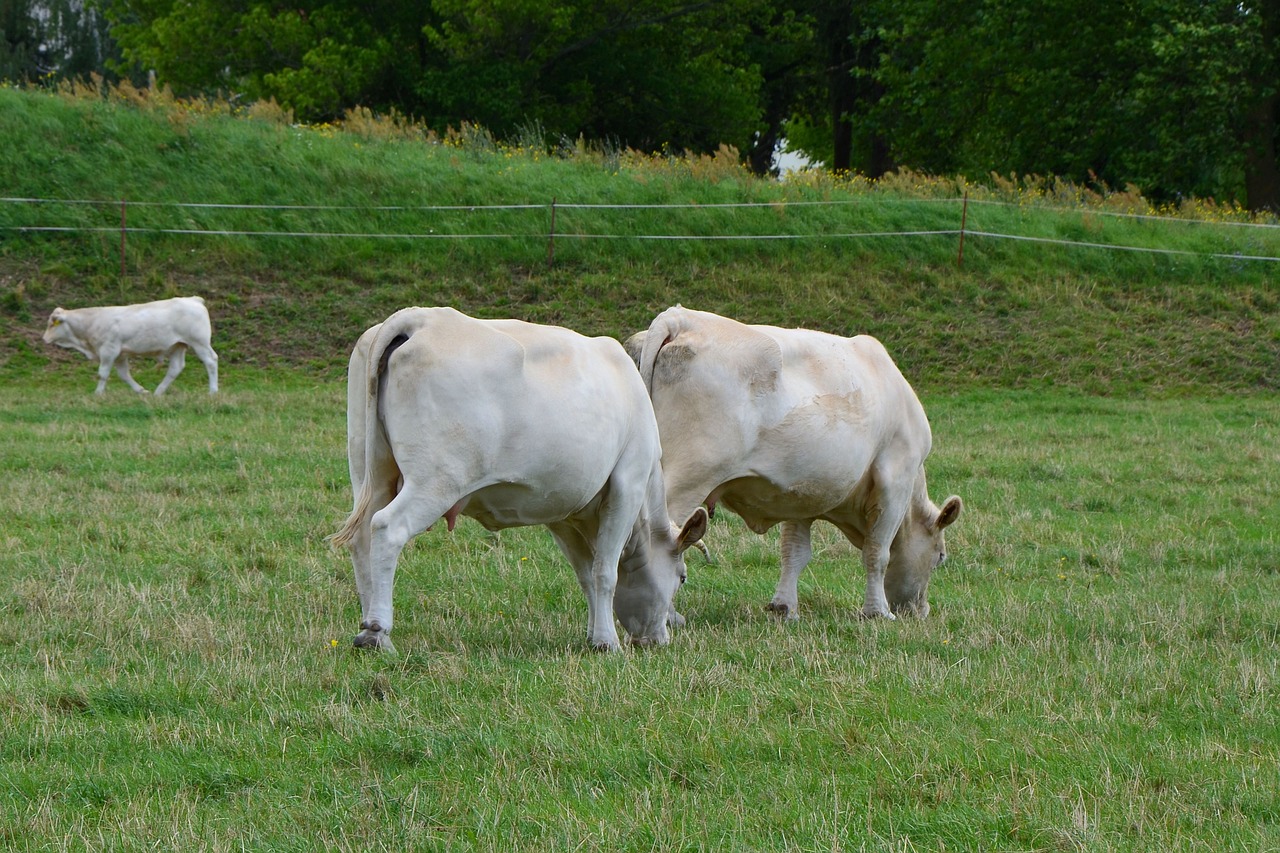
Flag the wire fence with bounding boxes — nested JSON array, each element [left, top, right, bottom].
[[2, 194, 1278, 271]]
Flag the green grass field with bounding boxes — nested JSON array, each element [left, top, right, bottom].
[[1, 86, 1279, 850], [2, 378, 1277, 851]]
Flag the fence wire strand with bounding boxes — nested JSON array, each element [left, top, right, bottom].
[[2, 195, 1278, 262]]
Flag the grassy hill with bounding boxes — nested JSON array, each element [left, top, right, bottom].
[[1, 83, 1277, 394]]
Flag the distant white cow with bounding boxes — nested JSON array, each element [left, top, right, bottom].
[[629, 306, 962, 620], [330, 307, 707, 652], [42, 296, 219, 395]]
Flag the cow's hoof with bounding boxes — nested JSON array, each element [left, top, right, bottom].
[[353, 628, 395, 652], [591, 639, 623, 653], [629, 633, 670, 649], [891, 600, 930, 619], [859, 608, 896, 621], [766, 601, 800, 622]]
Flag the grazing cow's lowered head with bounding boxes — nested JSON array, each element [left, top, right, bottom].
[[613, 506, 708, 646], [884, 491, 963, 618]]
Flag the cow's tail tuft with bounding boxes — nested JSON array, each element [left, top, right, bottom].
[[328, 482, 371, 548], [327, 318, 414, 549]]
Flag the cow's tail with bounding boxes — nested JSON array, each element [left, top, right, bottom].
[[328, 313, 416, 548], [635, 307, 685, 395]]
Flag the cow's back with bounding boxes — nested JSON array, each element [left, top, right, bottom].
[[639, 307, 932, 528], [77, 296, 212, 353], [375, 308, 656, 524]]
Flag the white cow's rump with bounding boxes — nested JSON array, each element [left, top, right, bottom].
[[629, 306, 962, 621], [330, 307, 707, 652], [42, 296, 219, 395]]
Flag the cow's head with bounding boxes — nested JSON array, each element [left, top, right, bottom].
[[43, 308, 72, 345], [885, 495, 963, 617], [614, 507, 708, 646]]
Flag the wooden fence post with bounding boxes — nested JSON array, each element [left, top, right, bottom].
[[547, 197, 557, 268], [957, 190, 968, 268], [120, 198, 127, 278]]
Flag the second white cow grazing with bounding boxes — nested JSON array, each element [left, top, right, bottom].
[[330, 307, 708, 653], [42, 296, 219, 395], [630, 306, 962, 621]]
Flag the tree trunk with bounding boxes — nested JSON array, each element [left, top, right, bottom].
[[1244, 0, 1280, 212], [747, 122, 782, 176], [1243, 93, 1280, 213]]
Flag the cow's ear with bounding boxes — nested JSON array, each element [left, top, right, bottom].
[[676, 507, 709, 554], [935, 496, 962, 530]]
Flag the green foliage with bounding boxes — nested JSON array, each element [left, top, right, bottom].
[[1, 0, 118, 83], [418, 0, 773, 152], [862, 0, 1275, 206]]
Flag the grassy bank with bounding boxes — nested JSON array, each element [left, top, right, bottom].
[[1, 84, 1278, 394], [1, 381, 1277, 850]]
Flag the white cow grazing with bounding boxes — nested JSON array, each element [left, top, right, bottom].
[[42, 296, 219, 395], [629, 306, 962, 621], [330, 307, 708, 653]]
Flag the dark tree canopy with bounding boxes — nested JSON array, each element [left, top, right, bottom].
[[10, 0, 1276, 209]]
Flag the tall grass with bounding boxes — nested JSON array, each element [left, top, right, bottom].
[[1, 380, 1277, 850]]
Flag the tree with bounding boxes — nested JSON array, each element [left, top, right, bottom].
[[1241, 0, 1279, 211], [102, 1, 417, 117], [418, 0, 768, 154], [2, 0, 117, 82], [844, 0, 1278, 208], [103, 0, 771, 155], [94, 0, 1280, 206]]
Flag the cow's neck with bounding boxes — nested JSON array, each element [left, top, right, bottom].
[[59, 335, 97, 360]]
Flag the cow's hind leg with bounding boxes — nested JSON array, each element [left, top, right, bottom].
[[348, 465, 399, 635], [357, 485, 457, 651], [154, 346, 187, 395], [547, 524, 601, 645], [190, 341, 219, 393], [767, 519, 813, 621]]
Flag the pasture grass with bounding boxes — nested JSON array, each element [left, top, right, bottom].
[[2, 380, 1277, 851], [1, 84, 1279, 395]]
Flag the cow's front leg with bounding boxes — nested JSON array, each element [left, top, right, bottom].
[[768, 520, 813, 620], [859, 535, 897, 621], [548, 526, 604, 645], [94, 350, 120, 395], [585, 559, 622, 651], [112, 355, 149, 394]]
